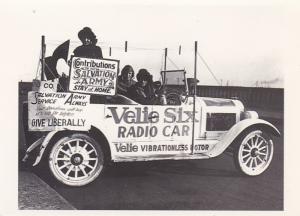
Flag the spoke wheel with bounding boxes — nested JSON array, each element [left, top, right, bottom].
[[234, 130, 274, 176], [48, 134, 104, 186]]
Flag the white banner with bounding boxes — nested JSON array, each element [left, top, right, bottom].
[[32, 79, 58, 92], [103, 105, 210, 158], [28, 91, 90, 131], [69, 57, 119, 95]]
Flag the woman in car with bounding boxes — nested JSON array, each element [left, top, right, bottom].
[[117, 65, 136, 96], [127, 69, 160, 105]]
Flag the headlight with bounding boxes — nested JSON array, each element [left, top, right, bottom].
[[242, 111, 259, 119]]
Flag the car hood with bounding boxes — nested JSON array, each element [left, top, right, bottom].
[[201, 97, 236, 107], [194, 97, 244, 112]]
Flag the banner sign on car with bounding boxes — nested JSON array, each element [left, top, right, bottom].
[[105, 106, 198, 139], [103, 105, 211, 157], [28, 91, 90, 131], [69, 57, 119, 95], [32, 79, 58, 92]]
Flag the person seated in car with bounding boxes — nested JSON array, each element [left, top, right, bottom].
[[128, 69, 166, 105], [117, 65, 136, 96], [127, 69, 156, 105], [73, 27, 103, 59]]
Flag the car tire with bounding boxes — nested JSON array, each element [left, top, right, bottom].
[[47, 133, 105, 187], [233, 129, 274, 176]]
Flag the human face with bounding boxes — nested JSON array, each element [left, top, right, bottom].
[[83, 38, 92, 45], [127, 71, 133, 80], [141, 79, 148, 87]]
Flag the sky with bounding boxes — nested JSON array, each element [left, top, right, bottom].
[[1, 0, 286, 87]]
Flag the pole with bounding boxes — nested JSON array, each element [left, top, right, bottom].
[[164, 48, 167, 70], [41, 35, 46, 81], [191, 41, 197, 154], [125, 41, 128, 52]]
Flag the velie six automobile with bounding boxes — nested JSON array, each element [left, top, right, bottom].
[[22, 37, 280, 187]]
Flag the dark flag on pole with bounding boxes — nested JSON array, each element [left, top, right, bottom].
[[44, 40, 70, 80]]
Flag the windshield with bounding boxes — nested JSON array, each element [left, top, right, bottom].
[[162, 70, 186, 86]]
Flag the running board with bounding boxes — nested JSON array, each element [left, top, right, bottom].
[[113, 153, 210, 162]]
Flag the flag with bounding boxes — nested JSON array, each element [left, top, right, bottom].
[[44, 40, 70, 80]]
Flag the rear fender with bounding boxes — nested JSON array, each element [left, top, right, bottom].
[[22, 136, 45, 162], [207, 119, 280, 158], [32, 130, 63, 166]]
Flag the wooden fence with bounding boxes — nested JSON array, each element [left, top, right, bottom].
[[197, 85, 283, 110], [167, 85, 283, 111]]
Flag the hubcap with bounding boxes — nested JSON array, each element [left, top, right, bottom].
[[250, 148, 259, 157], [71, 153, 83, 166]]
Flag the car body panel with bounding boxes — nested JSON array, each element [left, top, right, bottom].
[[25, 95, 279, 165]]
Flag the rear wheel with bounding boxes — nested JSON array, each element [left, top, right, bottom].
[[234, 130, 274, 176], [48, 133, 105, 186]]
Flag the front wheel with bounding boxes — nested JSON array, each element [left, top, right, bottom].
[[48, 133, 105, 186], [233, 130, 274, 176]]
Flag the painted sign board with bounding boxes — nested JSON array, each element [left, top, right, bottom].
[[69, 57, 119, 96], [28, 91, 90, 131]]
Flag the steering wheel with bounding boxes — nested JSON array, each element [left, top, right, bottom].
[[165, 91, 182, 105]]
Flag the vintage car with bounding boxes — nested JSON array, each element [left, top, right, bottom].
[[22, 60, 280, 187]]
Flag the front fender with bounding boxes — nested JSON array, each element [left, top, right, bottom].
[[207, 118, 280, 158]]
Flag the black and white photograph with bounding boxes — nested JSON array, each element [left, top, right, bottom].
[[1, 0, 299, 215]]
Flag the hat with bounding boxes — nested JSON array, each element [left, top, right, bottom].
[[137, 69, 152, 82], [78, 27, 97, 44]]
